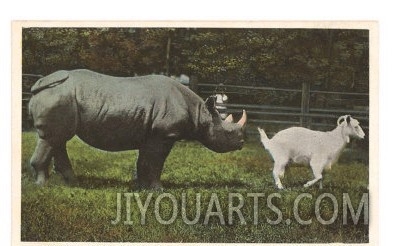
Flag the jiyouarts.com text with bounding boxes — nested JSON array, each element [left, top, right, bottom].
[[111, 192, 368, 226]]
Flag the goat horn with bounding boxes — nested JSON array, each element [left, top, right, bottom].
[[237, 110, 247, 127]]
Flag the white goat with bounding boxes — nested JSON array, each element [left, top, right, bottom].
[[257, 115, 365, 189]]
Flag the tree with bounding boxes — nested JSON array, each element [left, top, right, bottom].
[[22, 27, 369, 94]]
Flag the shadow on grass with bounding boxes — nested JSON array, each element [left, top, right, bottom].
[[75, 175, 251, 190], [162, 180, 251, 189], [75, 175, 130, 189], [277, 179, 370, 193]]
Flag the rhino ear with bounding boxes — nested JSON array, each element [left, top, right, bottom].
[[205, 96, 217, 113]]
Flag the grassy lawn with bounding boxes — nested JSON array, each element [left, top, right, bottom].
[[21, 132, 369, 243]]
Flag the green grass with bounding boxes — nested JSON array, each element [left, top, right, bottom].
[[21, 132, 369, 243]]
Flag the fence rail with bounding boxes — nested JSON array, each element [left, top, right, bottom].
[[22, 74, 43, 78], [198, 83, 303, 93], [198, 83, 369, 96], [217, 103, 368, 116]]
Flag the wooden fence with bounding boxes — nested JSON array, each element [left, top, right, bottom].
[[22, 74, 43, 130], [22, 74, 369, 135], [195, 82, 369, 137]]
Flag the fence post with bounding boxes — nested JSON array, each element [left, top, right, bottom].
[[300, 81, 311, 128], [190, 75, 199, 93]]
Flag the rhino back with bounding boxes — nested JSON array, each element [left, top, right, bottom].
[[68, 69, 204, 151]]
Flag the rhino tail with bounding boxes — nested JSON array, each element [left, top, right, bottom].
[[31, 70, 69, 94]]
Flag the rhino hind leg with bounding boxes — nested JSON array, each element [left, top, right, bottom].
[[30, 138, 54, 185], [53, 144, 77, 185], [135, 141, 174, 190]]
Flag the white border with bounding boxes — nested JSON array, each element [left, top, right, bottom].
[[11, 20, 378, 246]]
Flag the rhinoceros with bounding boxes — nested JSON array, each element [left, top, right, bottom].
[[28, 69, 247, 189]]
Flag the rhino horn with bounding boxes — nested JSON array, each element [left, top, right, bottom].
[[237, 110, 247, 127], [224, 114, 233, 123]]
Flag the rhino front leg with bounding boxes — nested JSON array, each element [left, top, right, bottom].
[[30, 138, 53, 185], [53, 144, 76, 185], [136, 141, 174, 190]]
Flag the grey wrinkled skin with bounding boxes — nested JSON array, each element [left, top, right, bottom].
[[29, 69, 246, 189]]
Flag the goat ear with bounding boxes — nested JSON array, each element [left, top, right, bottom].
[[346, 115, 351, 124]]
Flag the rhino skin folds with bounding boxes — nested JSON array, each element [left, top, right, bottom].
[[29, 69, 247, 189]]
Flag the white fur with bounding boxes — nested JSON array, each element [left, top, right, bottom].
[[257, 115, 365, 189]]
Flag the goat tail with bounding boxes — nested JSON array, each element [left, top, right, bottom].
[[257, 127, 270, 149]]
